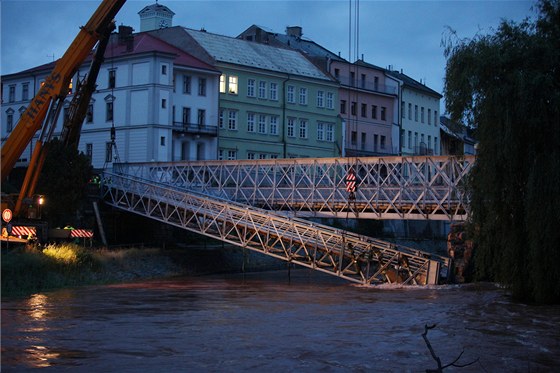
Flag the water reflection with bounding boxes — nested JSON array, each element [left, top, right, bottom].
[[2, 271, 560, 372]]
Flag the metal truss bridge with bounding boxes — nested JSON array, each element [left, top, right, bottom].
[[112, 155, 475, 221], [102, 171, 450, 286]]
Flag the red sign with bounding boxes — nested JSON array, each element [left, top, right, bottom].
[[2, 209, 12, 223]]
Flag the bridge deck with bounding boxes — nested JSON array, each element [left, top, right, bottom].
[[102, 172, 450, 286], [113, 155, 474, 221]]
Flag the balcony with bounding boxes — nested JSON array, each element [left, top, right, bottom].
[[173, 122, 218, 137]]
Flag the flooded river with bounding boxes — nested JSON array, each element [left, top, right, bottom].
[[2, 270, 559, 372]]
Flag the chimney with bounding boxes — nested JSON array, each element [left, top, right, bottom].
[[118, 25, 134, 51], [286, 26, 303, 38]]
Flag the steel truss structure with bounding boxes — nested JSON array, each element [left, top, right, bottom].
[[102, 172, 449, 286], [113, 155, 475, 221]]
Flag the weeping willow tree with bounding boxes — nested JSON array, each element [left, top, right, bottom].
[[443, 0, 560, 304]]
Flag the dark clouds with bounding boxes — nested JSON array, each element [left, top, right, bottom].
[[1, 0, 534, 105]]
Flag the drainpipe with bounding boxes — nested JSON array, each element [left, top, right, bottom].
[[282, 74, 290, 158]]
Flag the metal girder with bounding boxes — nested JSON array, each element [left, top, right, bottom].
[[114, 155, 474, 221], [102, 173, 450, 286]]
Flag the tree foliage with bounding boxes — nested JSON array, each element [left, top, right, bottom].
[[36, 139, 93, 227], [443, 0, 560, 303]]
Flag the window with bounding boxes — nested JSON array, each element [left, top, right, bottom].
[[371, 105, 377, 119], [351, 101, 357, 116], [326, 92, 334, 109], [6, 112, 14, 132], [22, 83, 29, 101], [227, 150, 237, 160], [269, 116, 278, 135], [361, 74, 366, 88], [197, 109, 205, 126], [287, 118, 295, 137], [219, 74, 226, 93], [106, 102, 113, 122], [183, 107, 191, 124], [380, 135, 386, 149], [258, 81, 266, 99], [340, 100, 347, 114], [287, 85, 295, 103], [414, 132, 419, 149], [434, 111, 438, 125], [428, 135, 432, 150], [374, 134, 379, 151], [408, 131, 412, 148], [247, 113, 255, 132], [361, 132, 366, 150], [108, 70, 116, 89], [161, 98, 167, 109], [317, 91, 324, 107], [258, 115, 266, 134], [8, 85, 15, 102], [317, 123, 325, 141], [421, 107, 425, 123], [258, 153, 267, 160], [161, 65, 167, 75], [381, 107, 386, 121], [219, 110, 224, 128], [86, 143, 93, 159], [198, 78, 206, 96], [228, 110, 237, 130], [414, 105, 418, 121], [183, 75, 191, 94], [374, 76, 379, 91], [428, 109, 432, 125], [86, 103, 94, 123], [402, 101, 405, 118], [247, 152, 255, 160], [408, 103, 412, 120], [434, 137, 438, 154], [334, 68, 340, 78], [247, 79, 255, 97], [351, 131, 357, 145], [269, 83, 278, 100], [299, 119, 308, 138], [218, 149, 224, 160], [160, 136, 166, 146], [350, 71, 355, 86], [229, 76, 238, 94], [299, 87, 307, 105], [325, 124, 334, 142], [361, 103, 367, 117]]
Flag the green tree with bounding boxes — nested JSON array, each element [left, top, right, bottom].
[[36, 139, 93, 227], [443, 0, 560, 303]]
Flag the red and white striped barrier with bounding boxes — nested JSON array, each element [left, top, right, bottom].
[[69, 229, 94, 238], [10, 226, 36, 237]]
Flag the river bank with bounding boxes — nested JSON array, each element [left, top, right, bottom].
[[1, 242, 283, 298]]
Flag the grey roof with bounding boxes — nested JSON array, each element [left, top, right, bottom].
[[138, 3, 175, 16], [185, 28, 332, 81], [386, 70, 442, 98]]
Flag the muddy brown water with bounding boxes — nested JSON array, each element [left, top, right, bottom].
[[2, 270, 559, 372]]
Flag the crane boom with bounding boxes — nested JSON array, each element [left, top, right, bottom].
[[0, 0, 126, 181]]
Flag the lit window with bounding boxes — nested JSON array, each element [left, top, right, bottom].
[[220, 74, 226, 93], [229, 76, 238, 94]]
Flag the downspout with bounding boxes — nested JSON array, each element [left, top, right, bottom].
[[282, 74, 290, 158]]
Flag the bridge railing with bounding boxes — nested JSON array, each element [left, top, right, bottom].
[[102, 172, 450, 285], [113, 155, 475, 221]]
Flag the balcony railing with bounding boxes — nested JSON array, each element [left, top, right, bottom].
[[172, 122, 218, 137]]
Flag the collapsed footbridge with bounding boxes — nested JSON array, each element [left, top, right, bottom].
[[102, 155, 474, 286]]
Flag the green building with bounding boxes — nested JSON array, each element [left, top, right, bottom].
[[151, 27, 342, 159]]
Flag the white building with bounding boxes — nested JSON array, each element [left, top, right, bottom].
[[1, 22, 220, 170], [386, 70, 442, 156]]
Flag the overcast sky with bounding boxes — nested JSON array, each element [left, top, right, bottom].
[[1, 0, 535, 111]]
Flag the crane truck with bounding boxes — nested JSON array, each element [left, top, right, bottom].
[[1, 0, 126, 243]]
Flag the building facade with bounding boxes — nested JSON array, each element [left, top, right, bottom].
[[152, 26, 342, 159]]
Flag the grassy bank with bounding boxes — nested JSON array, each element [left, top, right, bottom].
[[1, 244, 185, 297]]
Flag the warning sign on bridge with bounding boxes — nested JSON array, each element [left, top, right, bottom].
[[2, 209, 12, 223]]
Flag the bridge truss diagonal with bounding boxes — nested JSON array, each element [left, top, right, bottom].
[[102, 172, 450, 286], [114, 155, 475, 221]]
